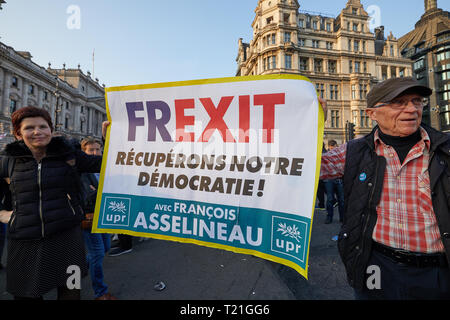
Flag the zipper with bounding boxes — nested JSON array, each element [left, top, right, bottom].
[[38, 162, 44, 238], [67, 193, 76, 215]]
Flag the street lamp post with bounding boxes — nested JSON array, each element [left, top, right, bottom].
[[54, 77, 62, 132]]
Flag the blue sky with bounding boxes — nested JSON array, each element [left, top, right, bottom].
[[0, 0, 448, 87]]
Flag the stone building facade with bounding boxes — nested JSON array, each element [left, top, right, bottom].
[[398, 0, 450, 132], [236, 0, 413, 144], [0, 41, 106, 148]]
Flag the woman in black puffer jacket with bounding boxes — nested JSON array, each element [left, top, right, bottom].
[[0, 106, 108, 300]]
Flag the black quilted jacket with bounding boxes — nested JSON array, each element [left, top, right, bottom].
[[0, 137, 102, 240]]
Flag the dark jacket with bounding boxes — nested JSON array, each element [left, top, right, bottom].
[[0, 137, 102, 240], [337, 124, 450, 290], [80, 173, 99, 214]]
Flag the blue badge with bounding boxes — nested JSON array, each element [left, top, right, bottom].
[[359, 173, 367, 181]]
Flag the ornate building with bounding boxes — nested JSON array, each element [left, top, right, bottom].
[[398, 0, 450, 132], [0, 41, 106, 148], [236, 0, 413, 144]]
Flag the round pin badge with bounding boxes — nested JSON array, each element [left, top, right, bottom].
[[359, 173, 367, 182]]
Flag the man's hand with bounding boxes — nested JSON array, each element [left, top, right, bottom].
[[318, 97, 328, 121], [0, 210, 12, 224], [102, 121, 110, 140]]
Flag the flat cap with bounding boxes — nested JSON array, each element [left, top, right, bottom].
[[366, 77, 432, 108]]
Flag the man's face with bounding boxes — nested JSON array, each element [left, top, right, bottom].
[[84, 142, 102, 155], [365, 93, 423, 137]]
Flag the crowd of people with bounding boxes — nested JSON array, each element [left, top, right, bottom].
[[0, 76, 449, 300]]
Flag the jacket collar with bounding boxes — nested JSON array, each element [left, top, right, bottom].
[[1, 136, 74, 158]]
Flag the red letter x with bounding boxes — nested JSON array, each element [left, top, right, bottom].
[[199, 96, 236, 143]]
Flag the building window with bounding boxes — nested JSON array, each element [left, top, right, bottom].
[[359, 83, 367, 99], [363, 62, 367, 73], [437, 34, 450, 43], [331, 110, 340, 128], [65, 117, 70, 130], [352, 110, 358, 125], [390, 45, 395, 56], [362, 41, 366, 53], [326, 23, 331, 32], [414, 58, 425, 71], [271, 33, 276, 44], [299, 19, 304, 28], [352, 84, 357, 99], [360, 110, 370, 128], [28, 84, 35, 95], [391, 66, 397, 78], [312, 40, 319, 48], [326, 42, 333, 50], [440, 104, 450, 131], [354, 40, 359, 52], [44, 91, 49, 101], [352, 8, 358, 15], [314, 59, 323, 72], [354, 61, 360, 73], [266, 16, 273, 25], [10, 100, 17, 114], [349, 60, 353, 73], [328, 60, 337, 73], [316, 83, 325, 98], [65, 101, 70, 109], [299, 57, 308, 71], [284, 32, 291, 43], [329, 84, 339, 100], [348, 39, 352, 51], [269, 55, 277, 69], [313, 21, 318, 30], [285, 54, 292, 69], [353, 23, 358, 32], [283, 13, 290, 24], [298, 38, 305, 46], [440, 71, 450, 80], [11, 76, 18, 87], [436, 47, 450, 62]]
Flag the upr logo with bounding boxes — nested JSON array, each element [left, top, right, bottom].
[[271, 216, 308, 265], [102, 197, 131, 227]]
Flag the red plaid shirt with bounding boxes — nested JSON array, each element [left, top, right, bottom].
[[321, 127, 445, 253]]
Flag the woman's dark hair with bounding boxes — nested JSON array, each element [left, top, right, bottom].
[[11, 106, 53, 138]]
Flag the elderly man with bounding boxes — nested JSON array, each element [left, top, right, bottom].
[[319, 77, 450, 300]]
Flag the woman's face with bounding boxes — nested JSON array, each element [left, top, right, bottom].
[[15, 117, 52, 151]]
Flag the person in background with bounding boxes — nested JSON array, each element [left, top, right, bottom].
[[315, 143, 327, 210], [0, 106, 108, 300], [324, 140, 344, 224], [319, 77, 450, 300], [80, 137, 117, 300]]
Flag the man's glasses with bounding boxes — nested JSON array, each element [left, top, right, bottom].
[[371, 97, 429, 110]]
